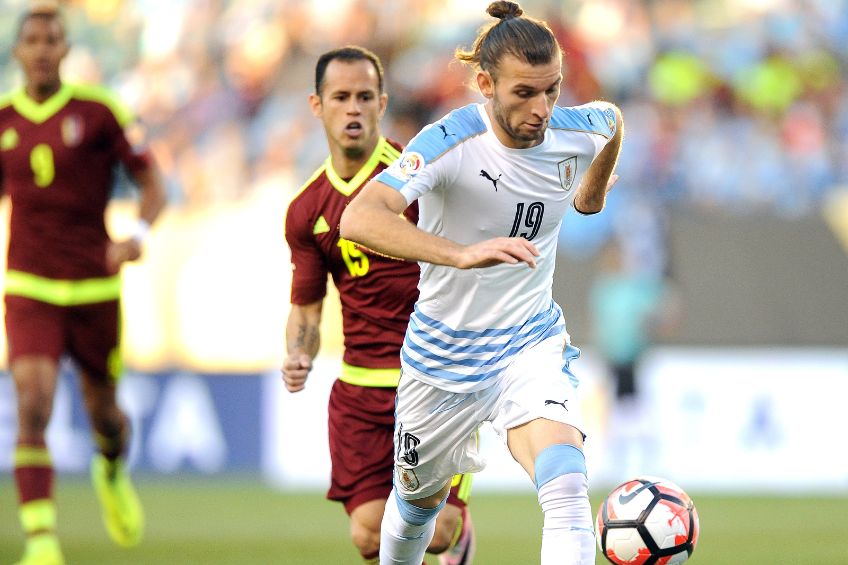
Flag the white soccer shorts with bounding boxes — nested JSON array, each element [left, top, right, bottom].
[[393, 332, 585, 500]]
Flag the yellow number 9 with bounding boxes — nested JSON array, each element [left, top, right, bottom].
[[30, 144, 55, 188]]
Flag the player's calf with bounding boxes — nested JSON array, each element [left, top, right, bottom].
[[84, 386, 130, 460], [91, 420, 128, 461], [535, 444, 595, 565], [14, 384, 56, 440], [350, 511, 381, 562], [349, 498, 387, 562], [429, 501, 461, 553], [436, 504, 476, 565]]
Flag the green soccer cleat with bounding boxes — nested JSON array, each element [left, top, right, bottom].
[[91, 454, 144, 547], [15, 533, 65, 565]]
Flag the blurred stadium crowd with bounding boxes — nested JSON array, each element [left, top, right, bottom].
[[0, 0, 845, 220]]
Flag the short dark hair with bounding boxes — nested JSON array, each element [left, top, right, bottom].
[[314, 45, 384, 96], [455, 1, 560, 78], [16, 5, 66, 42]]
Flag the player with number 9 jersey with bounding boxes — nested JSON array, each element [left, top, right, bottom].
[[0, 83, 151, 280], [1, 8, 166, 564]]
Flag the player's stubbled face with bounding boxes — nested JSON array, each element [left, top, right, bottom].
[[14, 17, 68, 96], [491, 54, 562, 149], [317, 59, 387, 161]]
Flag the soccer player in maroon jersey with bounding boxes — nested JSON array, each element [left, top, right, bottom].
[[282, 46, 475, 565], [0, 7, 166, 565]]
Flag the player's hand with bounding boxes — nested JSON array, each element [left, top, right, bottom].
[[106, 239, 143, 273], [454, 237, 540, 269], [282, 353, 313, 393]]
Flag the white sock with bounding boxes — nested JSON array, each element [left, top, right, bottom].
[[537, 473, 596, 565], [379, 489, 440, 564]]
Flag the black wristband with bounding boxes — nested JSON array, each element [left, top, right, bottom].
[[572, 202, 601, 215]]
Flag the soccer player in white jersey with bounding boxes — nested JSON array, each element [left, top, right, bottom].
[[340, 1, 623, 564]]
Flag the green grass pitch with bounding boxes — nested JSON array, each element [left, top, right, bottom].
[[1, 478, 846, 564]]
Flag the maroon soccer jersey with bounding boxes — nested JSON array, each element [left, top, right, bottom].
[[285, 137, 418, 370], [0, 83, 150, 280]]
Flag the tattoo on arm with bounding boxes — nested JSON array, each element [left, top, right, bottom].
[[293, 323, 320, 357]]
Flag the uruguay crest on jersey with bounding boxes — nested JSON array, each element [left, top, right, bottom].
[[558, 156, 577, 191]]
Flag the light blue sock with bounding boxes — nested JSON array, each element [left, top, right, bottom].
[[535, 445, 596, 565], [379, 489, 445, 564]]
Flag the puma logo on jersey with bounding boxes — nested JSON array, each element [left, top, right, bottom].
[[480, 169, 502, 191], [544, 398, 568, 411], [437, 124, 455, 139]]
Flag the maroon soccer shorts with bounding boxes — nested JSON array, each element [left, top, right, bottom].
[[327, 379, 469, 514], [5, 295, 120, 382]]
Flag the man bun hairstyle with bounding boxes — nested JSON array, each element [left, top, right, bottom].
[[487, 0, 523, 19], [455, 1, 560, 78]]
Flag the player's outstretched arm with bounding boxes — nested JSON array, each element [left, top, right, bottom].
[[282, 300, 323, 393], [340, 180, 539, 269], [573, 102, 623, 214]]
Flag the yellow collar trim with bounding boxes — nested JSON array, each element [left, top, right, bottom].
[[325, 137, 390, 196], [10, 84, 74, 124]]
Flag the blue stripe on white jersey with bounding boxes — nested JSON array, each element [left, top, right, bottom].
[[408, 104, 487, 161], [407, 311, 559, 363], [403, 323, 565, 372], [375, 104, 486, 190], [401, 299, 564, 386], [550, 105, 617, 138]]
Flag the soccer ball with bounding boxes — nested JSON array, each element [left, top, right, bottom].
[[596, 476, 699, 565]]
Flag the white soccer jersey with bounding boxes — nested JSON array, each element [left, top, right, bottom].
[[376, 102, 616, 392]]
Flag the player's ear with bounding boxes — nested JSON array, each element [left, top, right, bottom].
[[308, 92, 322, 118], [477, 70, 494, 99], [378, 92, 388, 119]]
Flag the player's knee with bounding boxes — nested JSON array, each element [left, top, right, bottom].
[[13, 370, 57, 436], [350, 520, 380, 559], [16, 388, 54, 437], [17, 402, 51, 437], [418, 481, 452, 509]]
